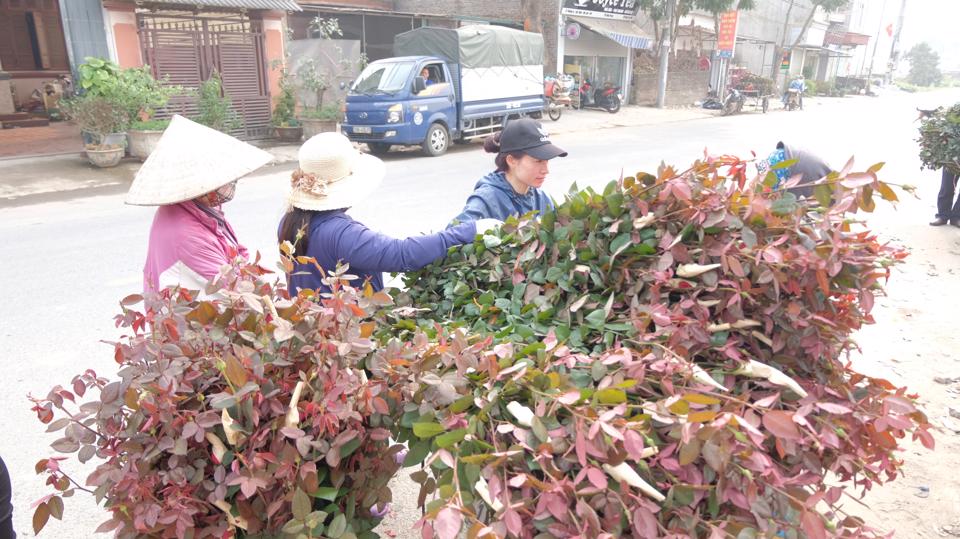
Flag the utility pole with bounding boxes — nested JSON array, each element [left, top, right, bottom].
[[656, 0, 675, 108], [887, 0, 907, 82], [866, 0, 888, 87]]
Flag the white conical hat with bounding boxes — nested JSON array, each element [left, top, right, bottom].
[[125, 115, 273, 206]]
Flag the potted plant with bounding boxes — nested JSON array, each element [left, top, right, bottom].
[[74, 58, 183, 160], [297, 57, 343, 138], [121, 66, 183, 160], [61, 95, 127, 168], [272, 62, 303, 142]]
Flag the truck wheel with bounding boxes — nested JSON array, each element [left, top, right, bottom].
[[367, 142, 391, 155], [422, 123, 449, 157]]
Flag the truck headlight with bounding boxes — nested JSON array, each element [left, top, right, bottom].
[[387, 104, 403, 124]]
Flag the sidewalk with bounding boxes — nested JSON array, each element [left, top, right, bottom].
[[0, 105, 715, 206]]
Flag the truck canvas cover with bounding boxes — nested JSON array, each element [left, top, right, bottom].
[[394, 25, 543, 69]]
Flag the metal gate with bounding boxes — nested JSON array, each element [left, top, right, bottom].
[[138, 12, 271, 139]]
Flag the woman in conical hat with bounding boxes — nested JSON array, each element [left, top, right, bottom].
[[278, 132, 499, 294], [126, 115, 273, 294]]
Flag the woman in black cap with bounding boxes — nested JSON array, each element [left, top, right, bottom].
[[452, 118, 567, 223]]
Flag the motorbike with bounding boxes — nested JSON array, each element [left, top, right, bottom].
[[784, 88, 802, 111], [544, 74, 575, 121], [720, 87, 744, 116], [577, 78, 622, 113]]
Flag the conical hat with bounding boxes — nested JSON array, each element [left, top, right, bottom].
[[125, 115, 273, 206]]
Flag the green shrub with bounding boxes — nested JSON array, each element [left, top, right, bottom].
[[195, 71, 243, 133]]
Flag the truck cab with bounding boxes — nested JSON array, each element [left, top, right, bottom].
[[342, 56, 457, 157]]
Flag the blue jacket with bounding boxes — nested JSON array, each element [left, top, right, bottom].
[[452, 171, 554, 223], [289, 210, 476, 294]]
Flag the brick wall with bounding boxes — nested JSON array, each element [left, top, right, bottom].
[[631, 70, 710, 106]]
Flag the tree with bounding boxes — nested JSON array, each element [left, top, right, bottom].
[[907, 42, 942, 87], [694, 0, 756, 47], [768, 0, 850, 80]]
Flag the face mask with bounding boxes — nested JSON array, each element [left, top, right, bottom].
[[211, 182, 237, 205]]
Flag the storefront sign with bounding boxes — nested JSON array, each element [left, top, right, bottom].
[[716, 10, 738, 58], [780, 51, 791, 71], [561, 0, 640, 21]]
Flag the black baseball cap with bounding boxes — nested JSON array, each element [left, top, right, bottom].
[[499, 118, 568, 160]]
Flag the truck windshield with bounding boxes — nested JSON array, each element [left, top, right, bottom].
[[351, 62, 414, 95]]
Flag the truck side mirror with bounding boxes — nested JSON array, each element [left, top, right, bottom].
[[413, 76, 427, 94]]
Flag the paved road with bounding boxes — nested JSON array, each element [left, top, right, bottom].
[[2, 88, 958, 537]]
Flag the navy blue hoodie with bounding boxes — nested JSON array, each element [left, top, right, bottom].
[[453, 170, 555, 223]]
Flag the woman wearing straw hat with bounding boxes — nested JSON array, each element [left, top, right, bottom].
[[452, 118, 567, 223], [279, 132, 499, 294], [125, 115, 273, 294]]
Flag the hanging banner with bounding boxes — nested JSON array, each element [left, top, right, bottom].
[[561, 0, 640, 21], [716, 10, 739, 59]]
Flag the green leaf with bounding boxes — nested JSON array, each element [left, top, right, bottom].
[[585, 308, 607, 329], [292, 488, 311, 520], [814, 184, 833, 207], [413, 422, 446, 438], [596, 388, 627, 404], [531, 416, 549, 442], [404, 439, 431, 467], [770, 192, 799, 216], [312, 486, 340, 501], [435, 428, 467, 448], [339, 436, 362, 458], [327, 513, 347, 538], [282, 519, 305, 534]]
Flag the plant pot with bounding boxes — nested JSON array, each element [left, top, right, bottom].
[[300, 118, 338, 139], [275, 125, 303, 143], [127, 129, 165, 161], [85, 146, 125, 168]]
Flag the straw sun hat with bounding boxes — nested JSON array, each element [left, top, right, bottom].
[[125, 115, 273, 206], [288, 132, 385, 212]]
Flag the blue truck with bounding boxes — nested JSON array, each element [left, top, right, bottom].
[[341, 25, 546, 157]]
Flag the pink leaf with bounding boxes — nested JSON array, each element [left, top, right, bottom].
[[586, 466, 608, 490], [504, 508, 523, 536], [815, 402, 852, 415], [434, 507, 462, 539], [623, 430, 646, 461], [762, 410, 801, 440], [802, 511, 827, 539]]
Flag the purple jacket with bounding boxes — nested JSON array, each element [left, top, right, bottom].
[[143, 202, 247, 293], [288, 210, 476, 294]]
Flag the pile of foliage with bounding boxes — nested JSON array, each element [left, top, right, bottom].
[[31, 262, 402, 538], [30, 154, 932, 539], [382, 157, 932, 538], [918, 103, 960, 173]]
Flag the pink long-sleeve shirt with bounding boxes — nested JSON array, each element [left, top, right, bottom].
[[142, 202, 248, 294]]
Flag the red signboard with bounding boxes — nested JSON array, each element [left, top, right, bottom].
[[717, 10, 739, 58]]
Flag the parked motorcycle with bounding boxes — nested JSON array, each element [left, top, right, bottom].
[[721, 87, 744, 116], [577, 78, 622, 113], [544, 74, 575, 121]]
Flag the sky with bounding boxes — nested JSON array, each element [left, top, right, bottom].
[[898, 0, 960, 71]]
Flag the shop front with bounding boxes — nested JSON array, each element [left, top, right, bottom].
[[557, 0, 651, 104]]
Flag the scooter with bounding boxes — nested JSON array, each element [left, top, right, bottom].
[[720, 87, 744, 116], [577, 79, 622, 113], [544, 74, 575, 121], [784, 88, 802, 111]]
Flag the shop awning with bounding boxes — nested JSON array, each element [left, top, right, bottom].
[[140, 0, 302, 10], [569, 16, 653, 50]]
